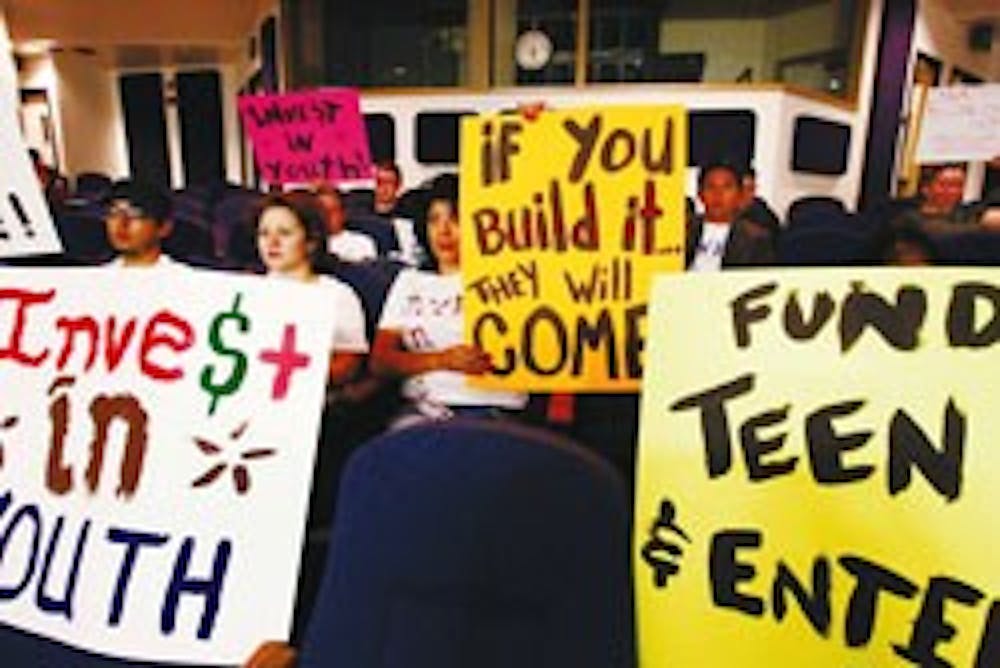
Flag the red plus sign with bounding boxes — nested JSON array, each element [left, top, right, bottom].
[[259, 325, 311, 401]]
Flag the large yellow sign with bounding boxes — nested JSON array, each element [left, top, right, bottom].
[[460, 105, 687, 392], [635, 268, 1000, 667]]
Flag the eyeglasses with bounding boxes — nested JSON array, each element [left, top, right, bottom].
[[106, 200, 149, 220]]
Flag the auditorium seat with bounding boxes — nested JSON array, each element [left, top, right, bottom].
[[55, 201, 113, 264], [934, 230, 1000, 266], [344, 214, 401, 257], [171, 187, 213, 230], [395, 187, 431, 222], [298, 420, 634, 668], [163, 218, 215, 265], [211, 189, 262, 266], [778, 227, 874, 266], [342, 188, 374, 214], [73, 173, 113, 202], [0, 625, 165, 667], [323, 258, 404, 338], [784, 195, 849, 231]]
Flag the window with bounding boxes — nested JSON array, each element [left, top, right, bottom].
[[322, 0, 468, 88], [296, 0, 867, 99], [416, 111, 475, 164], [593, 0, 864, 96], [485, 0, 866, 97], [792, 116, 851, 175], [688, 110, 756, 168], [364, 113, 397, 162], [493, 0, 578, 86]]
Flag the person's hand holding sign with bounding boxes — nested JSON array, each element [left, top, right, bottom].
[[244, 641, 296, 668], [438, 344, 494, 375]]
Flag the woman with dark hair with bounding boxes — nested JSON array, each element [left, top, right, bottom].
[[371, 175, 527, 428], [254, 192, 368, 383]]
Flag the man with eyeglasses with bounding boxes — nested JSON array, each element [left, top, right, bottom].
[[103, 180, 185, 269]]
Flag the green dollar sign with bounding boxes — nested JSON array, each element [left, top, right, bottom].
[[199, 293, 250, 416]]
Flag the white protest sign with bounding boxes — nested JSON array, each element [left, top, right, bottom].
[[0, 267, 334, 665], [0, 15, 61, 259], [916, 84, 1000, 163]]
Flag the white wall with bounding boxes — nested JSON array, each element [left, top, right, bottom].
[[361, 85, 839, 217], [19, 52, 129, 180], [17, 55, 62, 167], [657, 3, 840, 85], [12, 0, 280, 188], [659, 19, 768, 83], [765, 3, 839, 72]]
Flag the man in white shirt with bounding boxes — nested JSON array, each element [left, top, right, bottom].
[[686, 162, 775, 271], [103, 180, 185, 270], [315, 184, 377, 263]]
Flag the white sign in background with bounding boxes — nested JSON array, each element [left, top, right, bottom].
[[0, 268, 334, 665], [916, 83, 1000, 163], [0, 14, 62, 259]]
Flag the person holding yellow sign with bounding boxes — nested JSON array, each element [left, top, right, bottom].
[[371, 174, 528, 429]]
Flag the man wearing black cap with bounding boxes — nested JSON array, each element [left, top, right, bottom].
[[103, 180, 184, 269]]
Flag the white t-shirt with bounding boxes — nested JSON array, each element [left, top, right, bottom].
[[327, 230, 377, 263], [318, 276, 369, 353], [690, 222, 732, 272], [378, 269, 527, 411], [108, 254, 188, 271]]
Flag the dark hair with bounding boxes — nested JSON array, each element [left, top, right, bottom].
[[698, 161, 743, 190], [428, 173, 459, 209], [743, 166, 757, 180], [918, 162, 966, 188], [253, 192, 328, 268], [882, 225, 939, 264], [421, 174, 460, 272], [313, 183, 343, 206], [106, 179, 172, 223], [375, 160, 401, 182], [28, 148, 42, 164]]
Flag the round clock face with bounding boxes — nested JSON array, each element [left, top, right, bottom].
[[515, 30, 553, 71]]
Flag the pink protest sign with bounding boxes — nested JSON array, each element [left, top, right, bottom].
[[238, 88, 372, 185]]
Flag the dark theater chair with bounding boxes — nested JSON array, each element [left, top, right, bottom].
[[785, 195, 846, 223], [298, 420, 634, 668], [778, 227, 874, 266], [935, 230, 1000, 266], [73, 173, 113, 202], [0, 625, 166, 668], [344, 214, 402, 258], [322, 258, 403, 338]]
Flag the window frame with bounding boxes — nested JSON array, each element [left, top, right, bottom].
[[354, 0, 870, 110]]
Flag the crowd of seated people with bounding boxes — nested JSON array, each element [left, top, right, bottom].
[[7, 148, 1000, 668]]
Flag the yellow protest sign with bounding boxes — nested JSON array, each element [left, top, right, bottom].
[[460, 105, 687, 392], [635, 268, 1000, 667]]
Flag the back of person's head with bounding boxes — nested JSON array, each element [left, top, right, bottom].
[[314, 182, 341, 200], [106, 179, 173, 223], [882, 226, 938, 266]]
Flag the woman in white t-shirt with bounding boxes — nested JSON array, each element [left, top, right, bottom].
[[249, 193, 371, 665], [371, 175, 527, 428], [255, 193, 369, 384]]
